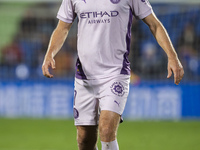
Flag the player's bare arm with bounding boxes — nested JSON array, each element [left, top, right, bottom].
[[142, 12, 184, 85], [42, 20, 72, 78]]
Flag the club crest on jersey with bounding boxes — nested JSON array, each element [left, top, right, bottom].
[[110, 82, 125, 97], [110, 0, 120, 4], [82, 0, 86, 3]]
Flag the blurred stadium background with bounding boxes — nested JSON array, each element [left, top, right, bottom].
[[0, 0, 200, 150]]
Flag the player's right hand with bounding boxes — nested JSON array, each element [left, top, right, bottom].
[[42, 55, 56, 78]]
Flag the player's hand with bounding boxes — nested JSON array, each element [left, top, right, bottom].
[[167, 57, 184, 85], [42, 55, 56, 78]]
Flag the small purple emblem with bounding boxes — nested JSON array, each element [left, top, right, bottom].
[[141, 0, 145, 2], [110, 82, 125, 97], [82, 0, 86, 3], [110, 0, 120, 4], [114, 85, 123, 94], [73, 108, 79, 119]]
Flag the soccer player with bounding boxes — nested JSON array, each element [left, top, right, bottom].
[[42, 0, 184, 149]]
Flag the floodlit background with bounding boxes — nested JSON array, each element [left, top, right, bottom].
[[0, 0, 200, 150]]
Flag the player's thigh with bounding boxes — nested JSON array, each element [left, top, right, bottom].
[[98, 75, 130, 115], [74, 78, 99, 125]]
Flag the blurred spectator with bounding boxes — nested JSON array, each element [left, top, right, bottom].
[[19, 11, 37, 36], [130, 18, 166, 80], [177, 23, 200, 79], [52, 50, 75, 78], [177, 23, 199, 50], [18, 10, 56, 68], [140, 42, 166, 79], [1, 36, 22, 67]]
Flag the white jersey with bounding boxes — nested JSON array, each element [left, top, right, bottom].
[[57, 0, 153, 80]]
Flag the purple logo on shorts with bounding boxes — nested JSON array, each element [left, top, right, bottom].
[[73, 108, 79, 119], [110, 0, 120, 4], [141, 0, 145, 2], [111, 82, 125, 97], [114, 100, 120, 107]]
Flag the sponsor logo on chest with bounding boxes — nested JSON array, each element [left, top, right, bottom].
[[78, 0, 121, 24], [80, 11, 119, 24], [80, 11, 119, 19]]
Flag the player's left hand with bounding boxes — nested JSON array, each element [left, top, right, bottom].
[[167, 57, 184, 85]]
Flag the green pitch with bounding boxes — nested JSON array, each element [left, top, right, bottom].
[[0, 118, 200, 150]]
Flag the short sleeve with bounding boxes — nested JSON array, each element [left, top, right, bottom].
[[57, 0, 76, 23], [130, 0, 153, 19]]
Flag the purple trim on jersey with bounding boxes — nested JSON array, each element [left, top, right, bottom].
[[75, 58, 87, 80], [120, 9, 133, 75]]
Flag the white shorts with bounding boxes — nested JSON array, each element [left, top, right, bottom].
[[73, 75, 130, 126]]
